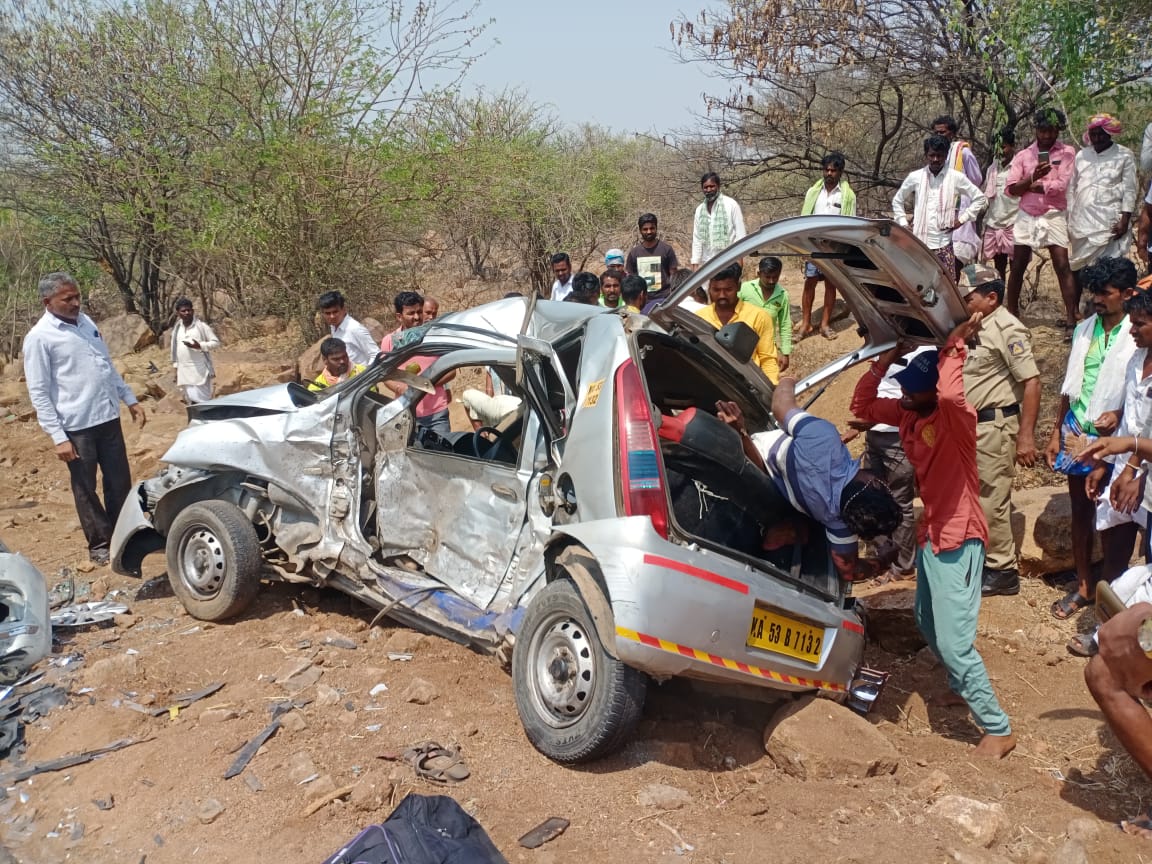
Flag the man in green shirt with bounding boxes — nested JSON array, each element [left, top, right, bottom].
[[740, 256, 792, 372]]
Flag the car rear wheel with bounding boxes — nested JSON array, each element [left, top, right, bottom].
[[165, 500, 262, 622], [513, 578, 646, 763]]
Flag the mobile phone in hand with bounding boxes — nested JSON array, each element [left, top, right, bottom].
[[1037, 150, 1050, 164]]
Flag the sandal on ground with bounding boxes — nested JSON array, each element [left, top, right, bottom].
[[402, 741, 470, 785], [820, 326, 837, 340], [1065, 633, 1098, 657], [1051, 591, 1092, 621], [1120, 808, 1152, 839]]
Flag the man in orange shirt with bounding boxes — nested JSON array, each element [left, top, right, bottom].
[[851, 314, 1015, 759]]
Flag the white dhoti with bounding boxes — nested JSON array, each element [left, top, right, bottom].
[[180, 381, 215, 404]]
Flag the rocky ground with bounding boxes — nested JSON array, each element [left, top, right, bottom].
[[0, 279, 1148, 863]]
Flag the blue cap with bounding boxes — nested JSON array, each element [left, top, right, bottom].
[[605, 249, 625, 265], [891, 349, 939, 394]]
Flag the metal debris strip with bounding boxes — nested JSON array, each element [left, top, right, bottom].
[[224, 718, 281, 780], [50, 601, 129, 628], [0, 737, 151, 784], [119, 682, 225, 718]]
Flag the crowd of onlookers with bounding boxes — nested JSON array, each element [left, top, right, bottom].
[[18, 107, 1152, 839]]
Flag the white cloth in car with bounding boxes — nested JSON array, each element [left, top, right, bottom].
[[461, 390, 521, 427]]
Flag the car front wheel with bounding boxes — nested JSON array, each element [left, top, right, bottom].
[[165, 500, 262, 621], [513, 578, 646, 763]]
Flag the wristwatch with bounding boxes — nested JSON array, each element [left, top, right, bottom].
[[1140, 616, 1152, 659]]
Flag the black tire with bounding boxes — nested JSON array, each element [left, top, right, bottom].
[[512, 578, 646, 763], [165, 500, 262, 621]]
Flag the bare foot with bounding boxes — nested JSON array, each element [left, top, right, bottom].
[[926, 691, 967, 708], [1120, 809, 1152, 839], [973, 732, 1016, 759]]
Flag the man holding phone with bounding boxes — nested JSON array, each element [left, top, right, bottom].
[[171, 297, 221, 404], [1004, 108, 1078, 328]]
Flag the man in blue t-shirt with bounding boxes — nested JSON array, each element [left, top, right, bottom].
[[718, 376, 900, 581]]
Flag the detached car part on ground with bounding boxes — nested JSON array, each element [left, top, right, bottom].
[[0, 538, 52, 683], [112, 217, 968, 763]]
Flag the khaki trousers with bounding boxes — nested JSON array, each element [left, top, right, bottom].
[[975, 413, 1019, 570]]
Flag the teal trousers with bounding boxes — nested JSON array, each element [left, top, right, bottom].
[[915, 538, 1011, 736]]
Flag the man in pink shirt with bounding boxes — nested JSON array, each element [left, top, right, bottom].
[[1004, 108, 1078, 328], [380, 290, 454, 437], [851, 313, 1015, 759]]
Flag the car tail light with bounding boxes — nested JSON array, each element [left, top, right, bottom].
[[614, 359, 669, 538]]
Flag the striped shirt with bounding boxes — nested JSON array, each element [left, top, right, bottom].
[[750, 409, 860, 554]]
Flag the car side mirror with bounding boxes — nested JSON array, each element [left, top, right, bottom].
[[713, 321, 759, 365]]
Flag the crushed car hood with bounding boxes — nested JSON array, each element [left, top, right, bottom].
[[650, 216, 968, 378], [185, 383, 307, 420]]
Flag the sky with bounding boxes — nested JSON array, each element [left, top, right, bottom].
[[463, 0, 718, 134]]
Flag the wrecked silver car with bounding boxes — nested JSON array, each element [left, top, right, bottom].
[[0, 538, 52, 683], [112, 217, 968, 762]]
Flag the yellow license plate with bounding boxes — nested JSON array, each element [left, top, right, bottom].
[[747, 608, 824, 663]]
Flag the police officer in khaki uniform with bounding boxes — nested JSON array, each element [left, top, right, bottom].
[[960, 264, 1041, 596]]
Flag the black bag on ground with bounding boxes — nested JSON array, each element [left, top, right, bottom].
[[321, 793, 507, 864]]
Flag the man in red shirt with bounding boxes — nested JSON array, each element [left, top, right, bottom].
[[851, 313, 1016, 758]]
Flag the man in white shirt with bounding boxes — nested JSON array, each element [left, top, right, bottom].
[[317, 290, 379, 368], [549, 253, 574, 301], [690, 172, 746, 268], [23, 272, 147, 565], [798, 152, 857, 340], [892, 135, 988, 278], [1067, 113, 1138, 273], [170, 297, 221, 404]]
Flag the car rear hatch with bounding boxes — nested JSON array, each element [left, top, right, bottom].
[[649, 215, 968, 392]]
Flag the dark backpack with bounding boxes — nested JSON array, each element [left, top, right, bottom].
[[321, 793, 507, 864]]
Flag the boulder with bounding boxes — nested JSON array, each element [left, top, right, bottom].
[[859, 586, 925, 654], [362, 317, 387, 344], [763, 697, 900, 780], [928, 795, 1008, 847], [212, 353, 298, 395], [1017, 486, 1101, 576], [297, 338, 325, 383], [99, 314, 156, 356]]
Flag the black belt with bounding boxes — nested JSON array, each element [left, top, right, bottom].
[[976, 403, 1020, 423]]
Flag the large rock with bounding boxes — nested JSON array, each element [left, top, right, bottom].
[[362, 317, 386, 344], [928, 795, 1008, 848], [1017, 486, 1101, 575], [859, 586, 925, 654], [297, 338, 325, 383], [763, 697, 900, 780], [99, 314, 156, 356], [213, 352, 297, 395]]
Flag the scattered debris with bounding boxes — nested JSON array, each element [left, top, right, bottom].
[[91, 795, 115, 811], [50, 601, 129, 628], [369, 683, 389, 697], [518, 817, 570, 849], [321, 630, 357, 650], [223, 719, 281, 780], [274, 658, 322, 694], [120, 682, 224, 718], [387, 652, 413, 662], [0, 737, 150, 784]]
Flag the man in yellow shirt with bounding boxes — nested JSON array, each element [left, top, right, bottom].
[[695, 263, 779, 383], [308, 338, 366, 392]]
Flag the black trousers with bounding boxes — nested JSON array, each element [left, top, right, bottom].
[[65, 418, 132, 553]]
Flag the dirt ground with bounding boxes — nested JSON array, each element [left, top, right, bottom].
[[0, 275, 1149, 863]]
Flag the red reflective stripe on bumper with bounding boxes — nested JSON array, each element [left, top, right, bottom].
[[642, 554, 749, 594], [843, 619, 864, 635]]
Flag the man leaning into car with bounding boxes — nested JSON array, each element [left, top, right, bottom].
[[716, 376, 901, 583]]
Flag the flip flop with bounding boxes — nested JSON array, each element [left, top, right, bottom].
[[1051, 591, 1092, 621], [402, 741, 470, 785], [1065, 633, 1098, 657]]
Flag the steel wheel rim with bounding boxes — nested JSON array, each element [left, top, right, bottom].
[[528, 612, 596, 728], [178, 526, 226, 599]]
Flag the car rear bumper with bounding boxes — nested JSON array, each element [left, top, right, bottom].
[[555, 518, 865, 695], [0, 550, 51, 678]]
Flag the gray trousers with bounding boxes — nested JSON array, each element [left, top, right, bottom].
[[863, 430, 917, 574]]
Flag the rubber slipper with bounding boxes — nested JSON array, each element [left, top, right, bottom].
[[1051, 591, 1092, 620], [1066, 633, 1098, 657], [402, 741, 470, 785]]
